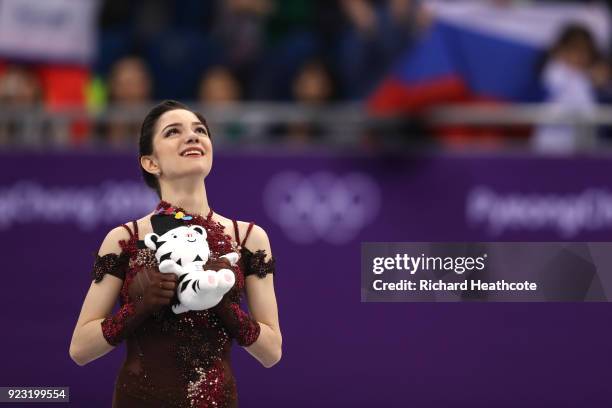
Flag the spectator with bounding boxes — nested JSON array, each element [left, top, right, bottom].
[[292, 60, 334, 105], [0, 66, 41, 106], [272, 59, 335, 147], [210, 0, 272, 85], [101, 56, 153, 148], [108, 56, 153, 105], [0, 65, 44, 146], [532, 24, 600, 153], [198, 66, 242, 105], [337, 0, 429, 99], [198, 66, 248, 143]]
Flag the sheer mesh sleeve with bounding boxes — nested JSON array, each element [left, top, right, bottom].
[[211, 295, 261, 347], [91, 252, 130, 283], [100, 297, 153, 346], [242, 249, 275, 279]]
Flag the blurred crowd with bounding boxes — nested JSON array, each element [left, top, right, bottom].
[[0, 0, 430, 149], [1, 0, 612, 152], [95, 0, 428, 101]]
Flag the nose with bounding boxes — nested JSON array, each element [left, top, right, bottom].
[[186, 133, 199, 144]]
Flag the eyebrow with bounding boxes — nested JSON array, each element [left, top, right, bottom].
[[161, 122, 207, 133]]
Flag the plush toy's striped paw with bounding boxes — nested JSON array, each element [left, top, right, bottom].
[[172, 303, 189, 314]]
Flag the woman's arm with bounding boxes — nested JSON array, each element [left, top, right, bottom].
[[69, 226, 129, 366], [242, 225, 282, 368]]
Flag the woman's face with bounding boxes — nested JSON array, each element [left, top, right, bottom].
[[151, 108, 213, 181]]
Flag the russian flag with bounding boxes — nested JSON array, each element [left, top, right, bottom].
[[369, 2, 611, 114]]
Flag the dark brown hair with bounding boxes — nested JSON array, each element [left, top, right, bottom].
[[139, 100, 210, 198], [551, 24, 599, 65]]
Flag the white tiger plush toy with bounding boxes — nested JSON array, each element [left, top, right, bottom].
[[144, 225, 239, 314]]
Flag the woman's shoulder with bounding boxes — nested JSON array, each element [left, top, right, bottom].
[[240, 223, 270, 251], [211, 214, 275, 279], [98, 225, 132, 256], [214, 213, 266, 238], [98, 212, 155, 255], [232, 220, 275, 277]]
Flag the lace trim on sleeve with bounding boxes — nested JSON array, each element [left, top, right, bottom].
[[243, 249, 275, 279], [211, 298, 262, 347], [101, 302, 136, 345], [92, 252, 130, 283]]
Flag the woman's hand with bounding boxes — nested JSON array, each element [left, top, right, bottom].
[[132, 268, 178, 314], [98, 269, 178, 347]]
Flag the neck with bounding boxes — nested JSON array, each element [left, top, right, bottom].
[[159, 176, 210, 216]]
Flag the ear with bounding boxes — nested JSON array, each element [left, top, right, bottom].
[[140, 155, 160, 175], [191, 225, 207, 238], [144, 233, 161, 250]]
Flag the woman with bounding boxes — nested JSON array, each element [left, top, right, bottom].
[[69, 100, 281, 407], [533, 24, 600, 153]]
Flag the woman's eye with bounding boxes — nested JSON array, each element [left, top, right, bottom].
[[165, 128, 179, 137], [196, 127, 207, 135]]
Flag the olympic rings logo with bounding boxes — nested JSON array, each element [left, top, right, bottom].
[[263, 171, 381, 244]]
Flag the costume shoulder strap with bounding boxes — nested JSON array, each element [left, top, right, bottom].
[[233, 220, 256, 247], [241, 222, 255, 247], [119, 221, 139, 240], [120, 223, 134, 239], [132, 220, 139, 240], [233, 219, 240, 246]]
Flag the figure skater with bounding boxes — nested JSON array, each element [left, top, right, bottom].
[[69, 100, 281, 407]]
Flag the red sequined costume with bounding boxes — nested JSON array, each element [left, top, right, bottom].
[[91, 201, 275, 408]]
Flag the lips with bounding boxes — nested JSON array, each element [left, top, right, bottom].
[[180, 147, 205, 157]]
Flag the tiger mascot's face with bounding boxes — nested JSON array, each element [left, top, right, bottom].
[[144, 225, 210, 266]]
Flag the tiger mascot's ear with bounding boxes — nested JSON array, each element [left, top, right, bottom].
[[191, 225, 206, 237], [144, 233, 162, 251]]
